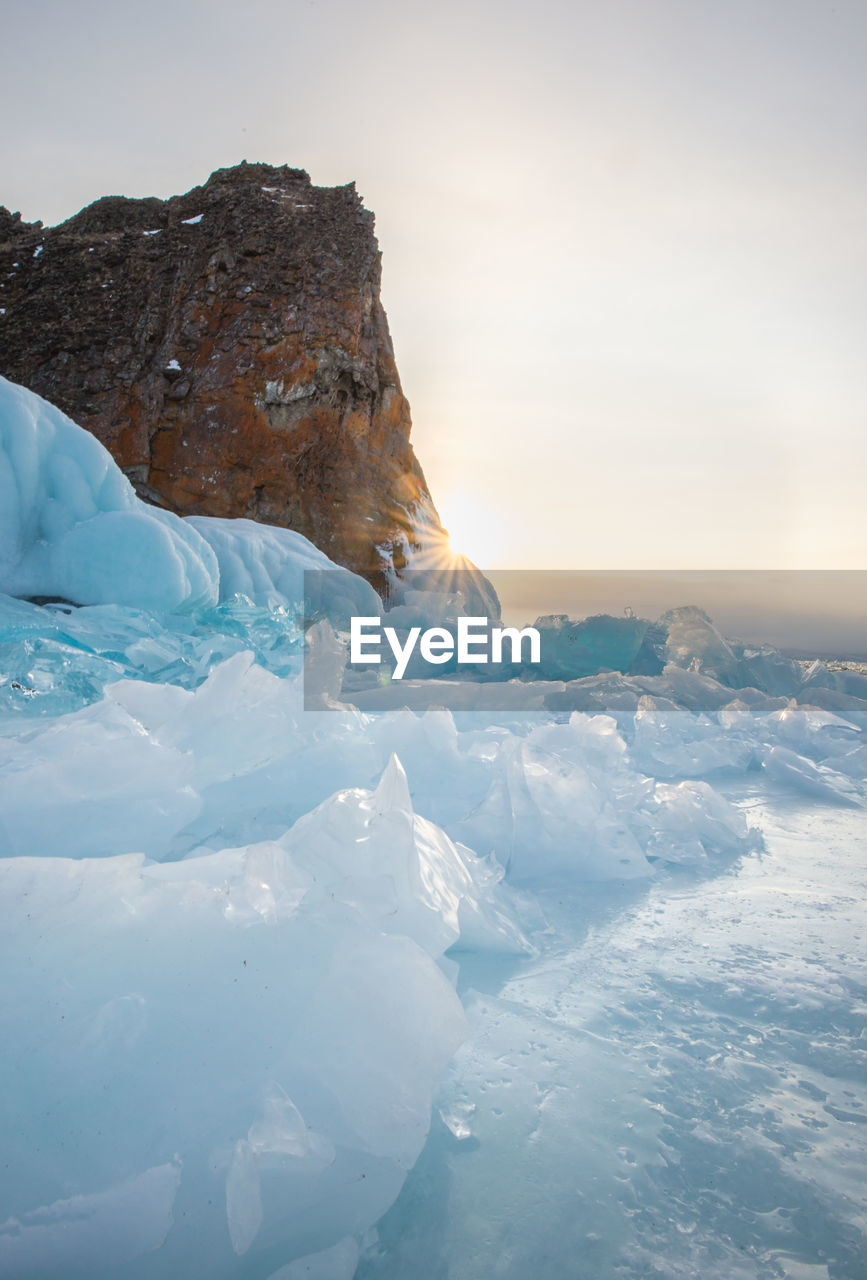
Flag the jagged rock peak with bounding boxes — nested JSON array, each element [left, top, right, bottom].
[[0, 162, 444, 585], [0, 207, 43, 240]]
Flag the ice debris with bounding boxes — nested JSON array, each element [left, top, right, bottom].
[[0, 381, 865, 1277], [0, 760, 485, 1276]]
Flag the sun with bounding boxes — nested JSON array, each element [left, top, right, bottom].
[[437, 492, 509, 570]]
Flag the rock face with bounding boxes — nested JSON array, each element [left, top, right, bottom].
[[0, 163, 443, 585]]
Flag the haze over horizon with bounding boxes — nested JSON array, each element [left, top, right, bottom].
[[2, 0, 865, 572], [489, 570, 867, 658]]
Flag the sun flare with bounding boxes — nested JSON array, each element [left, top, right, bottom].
[[437, 492, 509, 569]]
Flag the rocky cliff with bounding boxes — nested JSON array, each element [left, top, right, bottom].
[[0, 163, 443, 585]]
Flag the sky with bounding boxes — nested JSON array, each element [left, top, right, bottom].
[[2, 0, 866, 571]]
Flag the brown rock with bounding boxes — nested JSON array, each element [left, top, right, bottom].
[[0, 163, 443, 587]]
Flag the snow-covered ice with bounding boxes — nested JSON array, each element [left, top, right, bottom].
[[0, 377, 373, 619], [188, 515, 380, 618], [361, 800, 867, 1280], [0, 377, 217, 612]]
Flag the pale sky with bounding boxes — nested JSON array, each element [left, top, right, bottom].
[[2, 0, 865, 570]]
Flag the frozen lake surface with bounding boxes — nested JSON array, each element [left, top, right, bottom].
[[2, 583, 865, 1278], [1, 585, 865, 1279], [362, 798, 867, 1280]]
